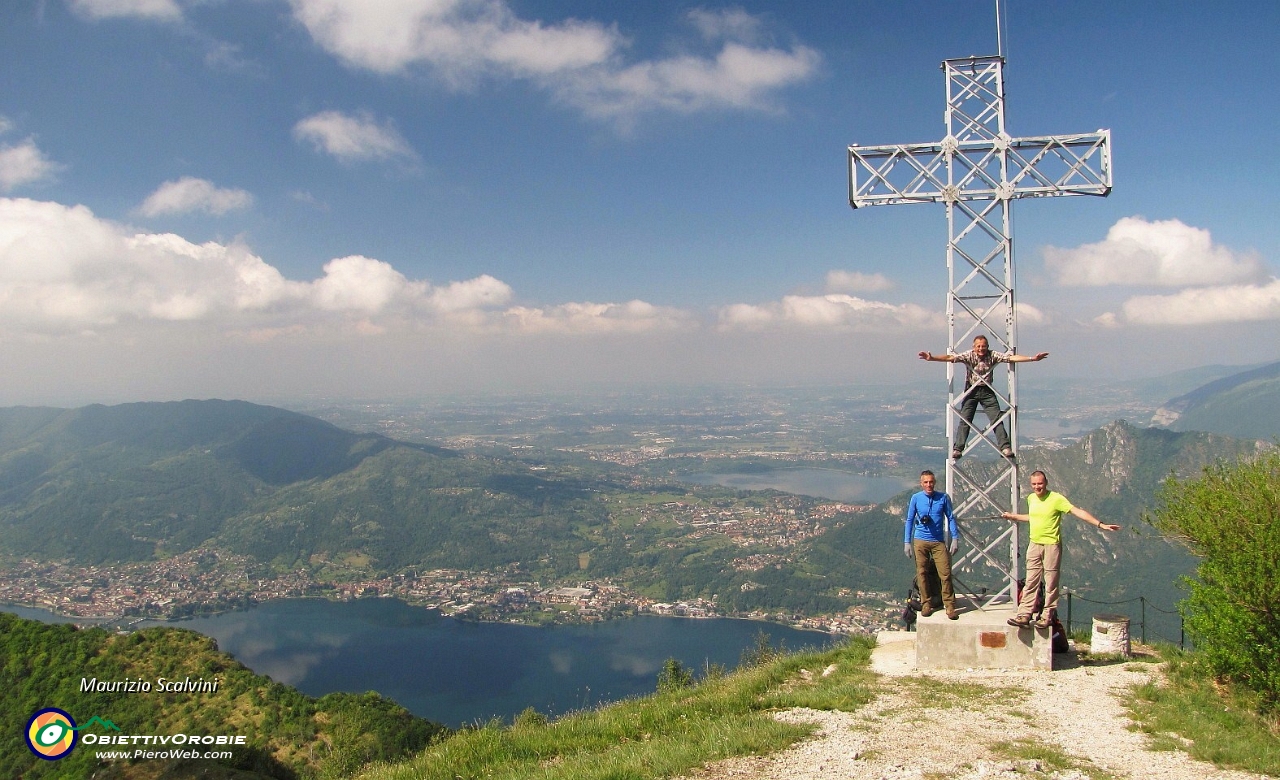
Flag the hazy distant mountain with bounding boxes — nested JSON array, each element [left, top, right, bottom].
[[0, 400, 597, 571], [1150, 361, 1280, 439], [0, 401, 418, 562], [1117, 363, 1265, 404]]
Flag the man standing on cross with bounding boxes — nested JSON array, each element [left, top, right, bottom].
[[918, 335, 1048, 460]]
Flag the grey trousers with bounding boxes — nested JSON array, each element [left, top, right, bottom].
[[1017, 542, 1062, 616]]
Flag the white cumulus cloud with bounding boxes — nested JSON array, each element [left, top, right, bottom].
[[1120, 278, 1280, 325], [0, 140, 61, 192], [687, 8, 764, 43], [0, 196, 689, 338], [0, 198, 298, 330], [503, 300, 693, 334], [1015, 302, 1048, 325], [1044, 216, 1265, 287], [825, 270, 893, 294], [562, 42, 819, 121], [66, 0, 183, 22], [717, 294, 938, 332], [293, 111, 418, 164], [429, 274, 513, 312], [137, 177, 254, 217], [288, 0, 617, 78], [310, 255, 421, 313], [287, 0, 818, 123]]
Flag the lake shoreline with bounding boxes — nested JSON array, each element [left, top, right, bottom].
[[2, 595, 842, 638], [6, 598, 836, 727]]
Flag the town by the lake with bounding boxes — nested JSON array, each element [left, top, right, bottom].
[[0, 549, 900, 635]]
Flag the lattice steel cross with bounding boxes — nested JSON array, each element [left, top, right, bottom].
[[848, 56, 1111, 606]]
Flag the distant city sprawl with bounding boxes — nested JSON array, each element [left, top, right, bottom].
[[0, 550, 899, 635]]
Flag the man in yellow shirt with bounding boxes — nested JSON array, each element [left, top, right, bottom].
[[1001, 470, 1120, 629]]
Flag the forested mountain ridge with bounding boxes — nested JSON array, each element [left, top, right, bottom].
[[0, 400, 577, 568], [0, 612, 445, 779]]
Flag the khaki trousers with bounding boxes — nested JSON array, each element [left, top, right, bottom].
[[1017, 542, 1062, 616], [913, 539, 954, 610]]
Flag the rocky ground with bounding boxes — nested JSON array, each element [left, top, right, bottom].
[[686, 632, 1267, 780]]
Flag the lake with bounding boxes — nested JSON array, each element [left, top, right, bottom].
[[5, 599, 828, 728], [682, 467, 911, 503]]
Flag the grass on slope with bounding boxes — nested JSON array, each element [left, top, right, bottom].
[[988, 738, 1117, 780], [1129, 646, 1280, 776], [356, 636, 877, 780]]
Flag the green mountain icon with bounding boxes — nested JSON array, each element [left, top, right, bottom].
[[73, 716, 121, 732]]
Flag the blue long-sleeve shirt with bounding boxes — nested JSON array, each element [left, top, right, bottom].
[[903, 490, 958, 544]]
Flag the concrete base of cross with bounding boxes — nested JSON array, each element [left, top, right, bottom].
[[901, 602, 1053, 670]]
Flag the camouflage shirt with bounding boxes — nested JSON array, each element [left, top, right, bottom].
[[954, 349, 1010, 388]]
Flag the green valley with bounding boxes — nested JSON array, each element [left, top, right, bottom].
[[0, 395, 1269, 637]]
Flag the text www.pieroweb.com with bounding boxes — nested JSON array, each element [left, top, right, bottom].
[[96, 748, 235, 760]]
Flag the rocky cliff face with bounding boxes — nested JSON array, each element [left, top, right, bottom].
[[1029, 420, 1263, 503], [1077, 422, 1139, 496]]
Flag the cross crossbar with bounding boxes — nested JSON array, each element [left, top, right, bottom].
[[848, 132, 1110, 208]]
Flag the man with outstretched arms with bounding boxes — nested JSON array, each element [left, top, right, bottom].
[[903, 470, 960, 620], [1002, 470, 1120, 629], [918, 335, 1049, 459]]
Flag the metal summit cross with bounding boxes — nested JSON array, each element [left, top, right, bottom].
[[848, 56, 1111, 607]]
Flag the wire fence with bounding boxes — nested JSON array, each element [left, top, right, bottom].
[[1063, 590, 1185, 648]]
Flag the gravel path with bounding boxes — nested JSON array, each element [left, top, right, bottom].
[[686, 633, 1267, 780]]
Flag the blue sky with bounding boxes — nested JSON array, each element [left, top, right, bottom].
[[1, 1, 1277, 403]]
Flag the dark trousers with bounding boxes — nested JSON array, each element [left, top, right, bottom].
[[954, 384, 1010, 450], [913, 540, 954, 610]]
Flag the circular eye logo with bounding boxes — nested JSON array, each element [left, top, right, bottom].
[[26, 708, 77, 760]]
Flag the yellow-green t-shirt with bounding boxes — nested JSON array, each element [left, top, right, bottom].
[[1026, 491, 1074, 545]]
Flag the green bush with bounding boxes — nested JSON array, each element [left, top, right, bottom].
[[738, 630, 784, 668], [1150, 451, 1280, 711], [656, 658, 694, 692]]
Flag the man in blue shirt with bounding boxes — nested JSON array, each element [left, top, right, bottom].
[[903, 470, 960, 619]]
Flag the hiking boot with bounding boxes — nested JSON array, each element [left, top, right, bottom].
[[946, 607, 959, 620], [1034, 615, 1053, 629], [920, 605, 935, 618], [1007, 614, 1031, 628], [951, 449, 962, 460], [1001, 446, 1015, 458]]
